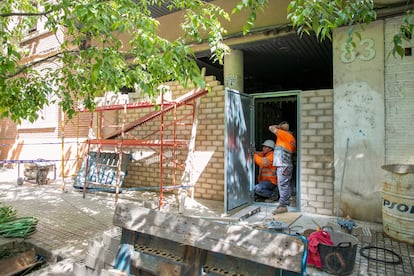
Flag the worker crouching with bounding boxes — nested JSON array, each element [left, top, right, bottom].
[[253, 140, 279, 202]]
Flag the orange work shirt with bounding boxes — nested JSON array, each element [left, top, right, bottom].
[[275, 129, 296, 153]]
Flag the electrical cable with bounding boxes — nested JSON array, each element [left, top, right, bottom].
[[360, 246, 403, 265]]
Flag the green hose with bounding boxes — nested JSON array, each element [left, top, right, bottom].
[[0, 217, 38, 238], [0, 203, 38, 238]]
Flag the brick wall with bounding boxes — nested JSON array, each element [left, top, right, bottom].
[[299, 89, 335, 215], [0, 118, 18, 163], [122, 76, 225, 201], [61, 110, 92, 139]]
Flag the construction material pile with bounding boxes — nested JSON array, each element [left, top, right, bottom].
[[0, 203, 38, 238]]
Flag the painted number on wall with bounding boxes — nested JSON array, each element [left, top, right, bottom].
[[340, 38, 376, 63]]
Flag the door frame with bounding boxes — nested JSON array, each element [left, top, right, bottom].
[[250, 90, 301, 211]]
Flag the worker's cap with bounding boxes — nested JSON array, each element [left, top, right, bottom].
[[262, 140, 275, 149]]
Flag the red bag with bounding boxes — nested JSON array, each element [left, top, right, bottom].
[[307, 230, 334, 268]]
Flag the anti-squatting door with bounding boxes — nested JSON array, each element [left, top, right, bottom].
[[224, 88, 254, 213]]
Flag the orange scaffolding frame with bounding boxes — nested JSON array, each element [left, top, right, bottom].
[[77, 87, 208, 205]]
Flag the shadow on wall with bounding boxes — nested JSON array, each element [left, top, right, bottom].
[[9, 142, 24, 166], [63, 143, 88, 178]]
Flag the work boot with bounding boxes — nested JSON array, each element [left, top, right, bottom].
[[272, 206, 288, 215]]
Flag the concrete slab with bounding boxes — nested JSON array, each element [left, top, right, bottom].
[[0, 168, 412, 275]]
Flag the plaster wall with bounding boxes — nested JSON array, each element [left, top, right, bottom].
[[156, 0, 291, 42], [333, 21, 385, 222]]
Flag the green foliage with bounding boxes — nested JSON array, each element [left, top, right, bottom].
[[1, 0, 413, 123], [0, 0, 241, 122], [0, 204, 17, 223], [287, 0, 413, 58], [390, 10, 414, 58], [287, 0, 376, 44], [232, 0, 268, 35]]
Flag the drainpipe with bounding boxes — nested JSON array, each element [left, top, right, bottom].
[[224, 49, 244, 93]]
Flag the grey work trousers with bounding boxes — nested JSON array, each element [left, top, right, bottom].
[[276, 166, 293, 207]]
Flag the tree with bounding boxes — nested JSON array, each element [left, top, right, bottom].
[[1, 0, 412, 123], [286, 0, 413, 57], [1, 0, 233, 122]]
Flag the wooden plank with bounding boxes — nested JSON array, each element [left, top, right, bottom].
[[274, 212, 302, 227], [113, 203, 305, 273]]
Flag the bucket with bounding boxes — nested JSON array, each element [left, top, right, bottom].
[[318, 231, 359, 275], [381, 164, 414, 245]]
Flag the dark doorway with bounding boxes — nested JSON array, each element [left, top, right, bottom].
[[252, 93, 299, 209]]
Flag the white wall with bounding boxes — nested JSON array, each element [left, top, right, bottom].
[[333, 21, 385, 222]]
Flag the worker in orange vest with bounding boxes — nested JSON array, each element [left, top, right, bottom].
[[269, 121, 296, 214], [253, 140, 279, 202]]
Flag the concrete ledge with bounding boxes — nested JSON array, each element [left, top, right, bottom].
[[113, 203, 306, 273]]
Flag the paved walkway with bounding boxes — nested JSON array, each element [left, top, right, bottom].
[[0, 168, 118, 274], [0, 167, 413, 275]]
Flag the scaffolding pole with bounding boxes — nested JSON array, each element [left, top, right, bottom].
[[76, 88, 207, 205], [61, 108, 65, 192]]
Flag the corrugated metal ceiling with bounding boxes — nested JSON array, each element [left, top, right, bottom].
[[145, 1, 333, 92], [197, 31, 333, 92]]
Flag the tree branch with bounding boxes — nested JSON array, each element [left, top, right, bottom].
[[3, 49, 80, 79], [0, 10, 52, 17]]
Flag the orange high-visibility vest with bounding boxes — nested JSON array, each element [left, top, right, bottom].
[[254, 151, 277, 185]]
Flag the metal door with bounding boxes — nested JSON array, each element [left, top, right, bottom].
[[224, 88, 253, 213]]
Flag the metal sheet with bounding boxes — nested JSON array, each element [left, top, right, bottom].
[[225, 88, 253, 212]]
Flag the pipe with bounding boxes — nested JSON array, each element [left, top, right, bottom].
[[61, 109, 65, 192]]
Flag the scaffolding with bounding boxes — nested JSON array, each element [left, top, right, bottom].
[[74, 87, 208, 205]]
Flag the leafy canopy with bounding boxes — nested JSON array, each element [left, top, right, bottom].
[[0, 0, 234, 122], [0, 0, 412, 122], [287, 0, 413, 57]]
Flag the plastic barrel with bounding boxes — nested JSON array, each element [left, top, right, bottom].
[[381, 164, 414, 245]]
